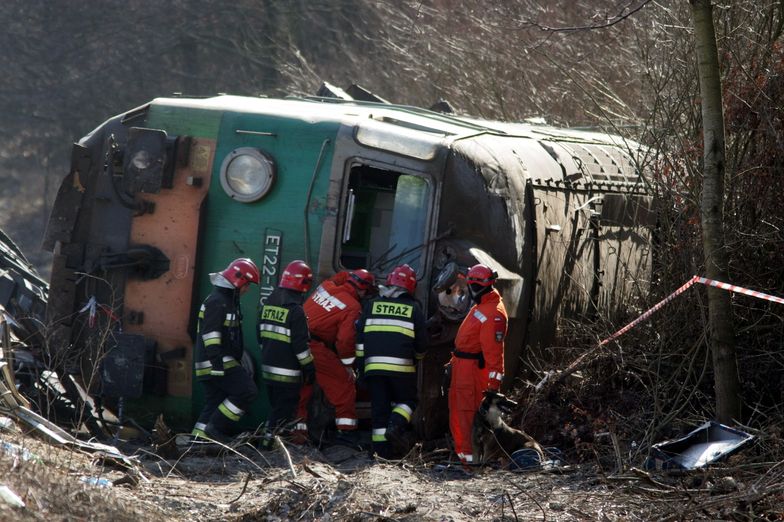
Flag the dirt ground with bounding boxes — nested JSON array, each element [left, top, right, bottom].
[[1, 418, 782, 522]]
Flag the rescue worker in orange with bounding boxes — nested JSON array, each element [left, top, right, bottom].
[[296, 268, 376, 444], [192, 258, 260, 443], [257, 260, 315, 450], [356, 264, 427, 459], [447, 264, 508, 465]]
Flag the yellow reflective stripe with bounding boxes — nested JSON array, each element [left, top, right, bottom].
[[392, 403, 413, 422], [195, 367, 211, 376], [372, 428, 387, 442], [363, 325, 415, 338], [261, 331, 291, 343], [202, 331, 221, 346], [365, 363, 416, 373], [218, 399, 243, 421], [367, 356, 414, 366], [261, 372, 301, 383]]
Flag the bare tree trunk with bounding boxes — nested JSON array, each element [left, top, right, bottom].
[[689, 0, 741, 423]]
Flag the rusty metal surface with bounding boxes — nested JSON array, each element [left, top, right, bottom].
[[122, 138, 214, 397]]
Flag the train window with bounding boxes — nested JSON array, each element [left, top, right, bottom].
[[219, 147, 276, 202], [341, 165, 430, 276]]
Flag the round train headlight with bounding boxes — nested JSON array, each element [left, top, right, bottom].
[[219, 148, 275, 202]]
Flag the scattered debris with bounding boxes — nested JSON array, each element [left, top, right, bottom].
[[648, 421, 754, 470], [0, 484, 25, 508]]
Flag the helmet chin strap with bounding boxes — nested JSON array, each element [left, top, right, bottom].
[[468, 283, 491, 302]]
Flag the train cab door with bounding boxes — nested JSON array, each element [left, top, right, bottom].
[[338, 161, 434, 280]]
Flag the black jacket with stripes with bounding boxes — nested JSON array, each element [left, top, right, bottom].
[[258, 287, 314, 386], [356, 292, 427, 377]]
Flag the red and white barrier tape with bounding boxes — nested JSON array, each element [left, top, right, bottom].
[[694, 276, 784, 305], [599, 276, 784, 346]]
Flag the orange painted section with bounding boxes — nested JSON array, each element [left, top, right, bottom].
[[123, 139, 215, 397]]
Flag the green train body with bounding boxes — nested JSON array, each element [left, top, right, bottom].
[[43, 92, 653, 436]]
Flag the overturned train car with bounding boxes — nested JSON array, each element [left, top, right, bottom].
[[43, 92, 653, 435]]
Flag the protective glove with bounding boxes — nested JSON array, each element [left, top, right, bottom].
[[209, 356, 225, 377], [303, 366, 316, 385]]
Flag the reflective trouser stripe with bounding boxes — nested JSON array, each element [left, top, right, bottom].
[[218, 399, 244, 422], [192, 422, 207, 437], [336, 417, 358, 428], [392, 403, 413, 422], [372, 428, 387, 442], [295, 423, 308, 432], [458, 453, 474, 463]]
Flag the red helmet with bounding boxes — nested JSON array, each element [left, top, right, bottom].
[[279, 260, 313, 292], [466, 264, 497, 287], [386, 264, 417, 294], [220, 258, 260, 289], [348, 269, 376, 292]]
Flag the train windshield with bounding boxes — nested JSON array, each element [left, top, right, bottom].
[[340, 164, 430, 276]]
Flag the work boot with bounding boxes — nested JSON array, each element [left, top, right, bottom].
[[258, 433, 275, 451], [288, 429, 310, 446], [333, 430, 361, 449], [204, 423, 233, 445], [385, 423, 408, 455]]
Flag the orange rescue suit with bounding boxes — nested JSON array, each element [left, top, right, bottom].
[[297, 274, 362, 431], [448, 288, 507, 464]]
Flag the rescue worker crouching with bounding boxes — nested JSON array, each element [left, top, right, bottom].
[[258, 260, 315, 450], [296, 269, 376, 446], [356, 264, 427, 459], [192, 258, 260, 443], [448, 264, 508, 465]]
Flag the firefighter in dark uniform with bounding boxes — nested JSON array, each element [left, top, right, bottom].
[[258, 260, 315, 449], [356, 264, 427, 459], [192, 258, 260, 443]]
